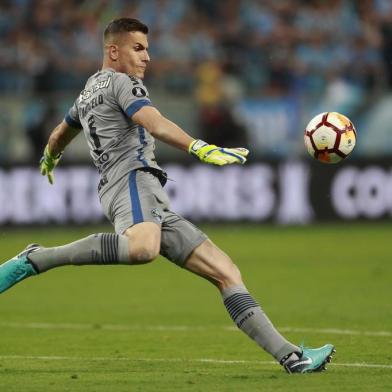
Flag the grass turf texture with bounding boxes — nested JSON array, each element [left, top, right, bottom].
[[0, 223, 391, 391]]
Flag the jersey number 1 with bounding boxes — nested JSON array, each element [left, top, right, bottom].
[[88, 115, 102, 155]]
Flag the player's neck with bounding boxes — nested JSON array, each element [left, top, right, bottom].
[[101, 59, 120, 72]]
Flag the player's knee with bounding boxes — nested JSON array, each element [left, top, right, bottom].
[[124, 223, 161, 264], [186, 240, 243, 289], [130, 242, 160, 264], [209, 259, 243, 289], [219, 262, 242, 289]]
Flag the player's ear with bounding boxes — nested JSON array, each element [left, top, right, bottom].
[[108, 44, 119, 61]]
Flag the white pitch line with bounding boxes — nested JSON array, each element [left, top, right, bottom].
[[0, 321, 208, 332], [0, 321, 391, 338], [0, 355, 391, 370], [278, 327, 392, 338]]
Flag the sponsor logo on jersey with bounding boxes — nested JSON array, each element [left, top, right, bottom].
[[128, 76, 140, 85], [80, 76, 112, 101], [132, 86, 147, 97]]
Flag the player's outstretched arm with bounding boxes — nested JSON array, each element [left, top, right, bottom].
[[40, 120, 81, 184], [132, 106, 249, 166]]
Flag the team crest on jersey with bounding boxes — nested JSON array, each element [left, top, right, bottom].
[[151, 208, 162, 223], [132, 86, 147, 97]]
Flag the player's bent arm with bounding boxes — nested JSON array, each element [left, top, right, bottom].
[[131, 106, 249, 166], [40, 121, 81, 185], [47, 120, 82, 157]]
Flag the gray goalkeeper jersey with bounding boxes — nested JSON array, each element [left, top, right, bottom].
[[65, 68, 164, 196]]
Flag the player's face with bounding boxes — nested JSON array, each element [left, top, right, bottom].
[[118, 31, 150, 79]]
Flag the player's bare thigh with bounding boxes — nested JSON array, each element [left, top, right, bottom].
[[184, 239, 242, 290], [124, 222, 161, 264]]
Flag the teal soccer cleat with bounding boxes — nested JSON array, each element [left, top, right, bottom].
[[0, 244, 40, 293], [282, 344, 336, 374]]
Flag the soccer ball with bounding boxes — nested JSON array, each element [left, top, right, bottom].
[[304, 112, 357, 163]]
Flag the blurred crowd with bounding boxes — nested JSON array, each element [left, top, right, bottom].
[[1, 0, 391, 95], [1, 0, 392, 160]]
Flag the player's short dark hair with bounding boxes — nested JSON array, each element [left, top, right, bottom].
[[104, 18, 148, 42]]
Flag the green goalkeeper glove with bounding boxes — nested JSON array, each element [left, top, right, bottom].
[[189, 139, 249, 166], [39, 145, 63, 185]]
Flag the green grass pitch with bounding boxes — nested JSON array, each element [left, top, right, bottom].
[[0, 223, 391, 391]]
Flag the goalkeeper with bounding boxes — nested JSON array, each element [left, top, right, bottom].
[[0, 18, 334, 374]]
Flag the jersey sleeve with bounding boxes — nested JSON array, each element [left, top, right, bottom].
[[64, 100, 83, 129], [112, 73, 152, 117]]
